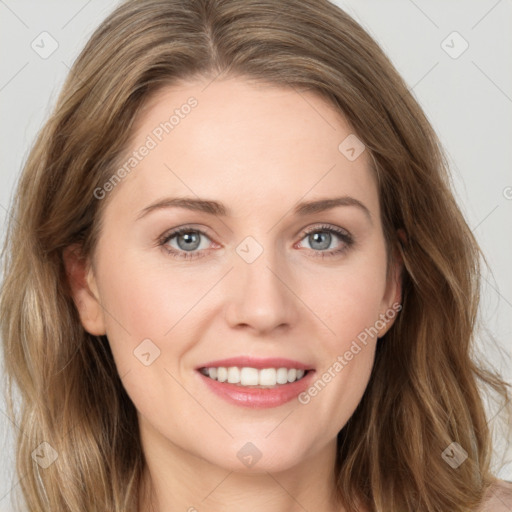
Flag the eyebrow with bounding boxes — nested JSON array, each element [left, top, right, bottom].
[[136, 195, 372, 224]]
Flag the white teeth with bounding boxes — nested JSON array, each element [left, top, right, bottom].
[[276, 368, 288, 384], [227, 366, 240, 384], [240, 367, 259, 386], [200, 366, 309, 387], [259, 368, 277, 386], [217, 367, 227, 383]]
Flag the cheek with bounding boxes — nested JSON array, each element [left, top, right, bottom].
[[96, 250, 211, 343], [304, 269, 384, 428], [311, 256, 388, 349], [93, 257, 209, 418]]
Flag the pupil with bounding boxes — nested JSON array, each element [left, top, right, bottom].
[[178, 232, 200, 251], [310, 232, 331, 250]]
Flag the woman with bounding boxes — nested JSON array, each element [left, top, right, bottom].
[[1, 0, 510, 510]]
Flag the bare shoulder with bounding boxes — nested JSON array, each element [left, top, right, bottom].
[[478, 479, 512, 511]]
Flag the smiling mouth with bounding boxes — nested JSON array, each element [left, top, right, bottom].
[[198, 366, 311, 388]]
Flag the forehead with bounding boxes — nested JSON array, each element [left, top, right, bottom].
[[105, 77, 378, 220]]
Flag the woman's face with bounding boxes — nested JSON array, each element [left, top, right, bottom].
[[71, 77, 401, 473]]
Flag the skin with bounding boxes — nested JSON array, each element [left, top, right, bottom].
[[65, 77, 402, 512]]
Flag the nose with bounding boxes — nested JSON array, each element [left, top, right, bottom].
[[224, 243, 300, 335]]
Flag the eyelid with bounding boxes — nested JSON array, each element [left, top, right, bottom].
[[157, 224, 215, 244], [158, 222, 354, 260], [294, 223, 354, 254], [159, 223, 350, 244], [297, 223, 350, 238]]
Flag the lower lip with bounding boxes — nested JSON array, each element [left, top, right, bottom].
[[197, 370, 315, 409]]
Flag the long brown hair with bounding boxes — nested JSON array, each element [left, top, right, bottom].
[[1, 0, 510, 510]]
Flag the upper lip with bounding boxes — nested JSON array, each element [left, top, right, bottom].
[[196, 357, 314, 371]]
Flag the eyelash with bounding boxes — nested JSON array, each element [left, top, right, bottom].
[[158, 224, 354, 261]]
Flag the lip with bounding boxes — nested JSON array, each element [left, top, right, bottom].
[[196, 368, 316, 409], [196, 356, 314, 371]]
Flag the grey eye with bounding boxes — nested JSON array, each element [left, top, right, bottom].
[[308, 231, 332, 251]]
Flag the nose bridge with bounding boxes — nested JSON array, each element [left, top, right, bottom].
[[225, 234, 298, 333]]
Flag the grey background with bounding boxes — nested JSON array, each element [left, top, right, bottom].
[[1, 0, 511, 509]]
